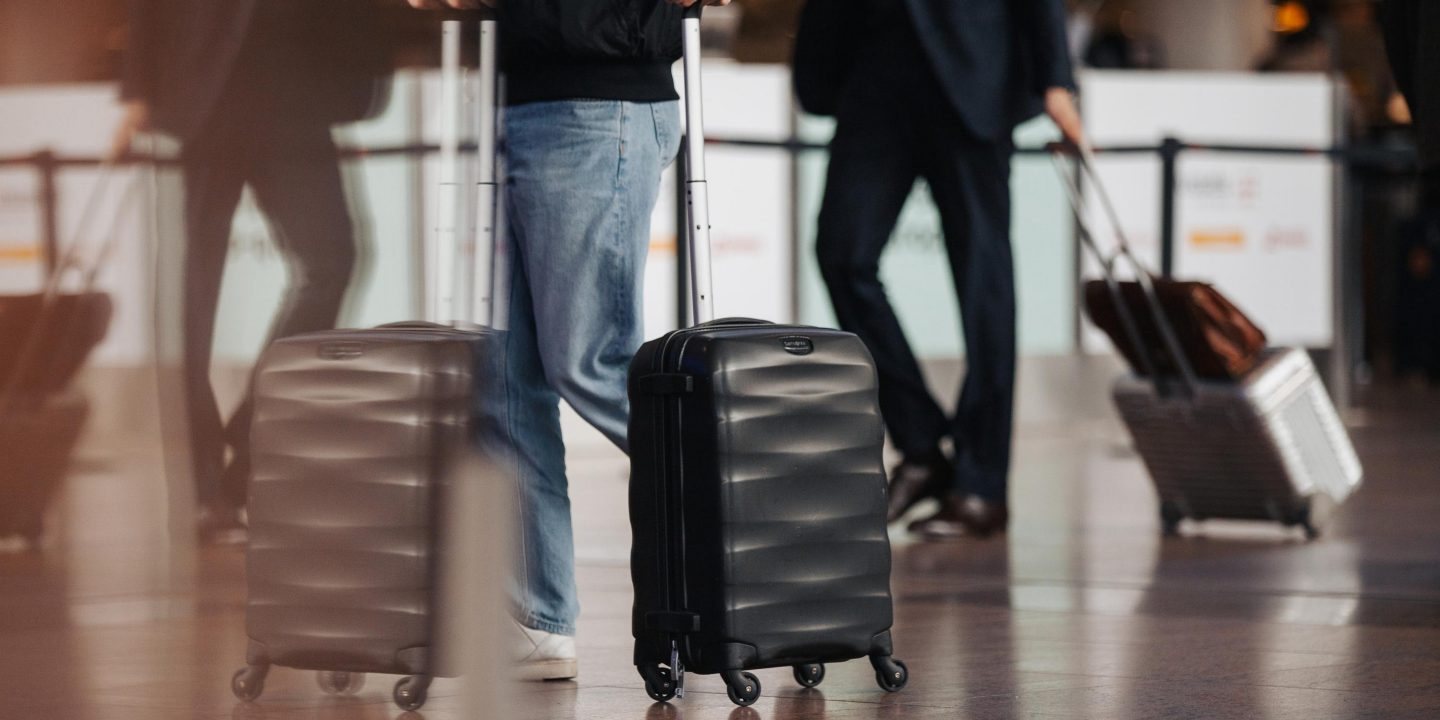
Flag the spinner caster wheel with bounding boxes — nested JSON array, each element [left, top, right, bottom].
[[793, 663, 825, 688], [231, 665, 269, 702], [393, 675, 431, 711], [722, 670, 761, 707], [871, 655, 908, 692], [637, 664, 677, 702]]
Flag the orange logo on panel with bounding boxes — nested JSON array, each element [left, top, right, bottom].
[[1189, 230, 1245, 249]]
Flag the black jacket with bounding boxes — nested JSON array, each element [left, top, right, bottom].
[[122, 0, 389, 141], [901, 0, 1075, 140], [500, 0, 684, 105]]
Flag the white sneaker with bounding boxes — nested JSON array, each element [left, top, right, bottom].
[[511, 619, 577, 681]]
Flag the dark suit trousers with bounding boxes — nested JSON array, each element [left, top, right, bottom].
[[815, 17, 1016, 502], [181, 112, 355, 509]]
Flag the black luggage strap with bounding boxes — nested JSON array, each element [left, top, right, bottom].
[[645, 610, 700, 634], [637, 373, 693, 396]]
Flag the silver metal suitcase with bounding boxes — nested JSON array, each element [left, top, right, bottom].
[[1055, 147, 1363, 538], [1114, 347, 1362, 537]]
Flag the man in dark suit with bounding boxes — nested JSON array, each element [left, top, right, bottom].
[[812, 0, 1083, 538], [113, 0, 385, 541]]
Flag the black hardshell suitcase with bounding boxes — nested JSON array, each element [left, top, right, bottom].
[[627, 6, 907, 708], [231, 17, 503, 712]]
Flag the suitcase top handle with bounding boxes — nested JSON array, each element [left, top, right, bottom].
[[1050, 144, 1201, 398], [681, 4, 716, 326]]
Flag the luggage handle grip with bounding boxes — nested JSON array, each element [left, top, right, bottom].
[[1049, 143, 1200, 398]]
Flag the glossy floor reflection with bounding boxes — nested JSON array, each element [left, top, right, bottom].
[[2, 358, 1439, 719]]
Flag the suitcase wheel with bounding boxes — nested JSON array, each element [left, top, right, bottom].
[[231, 665, 268, 702], [870, 655, 908, 693], [316, 670, 365, 696], [393, 675, 431, 711], [792, 663, 825, 688], [637, 664, 677, 703], [1159, 502, 1185, 537], [1283, 503, 1320, 541], [722, 670, 761, 707]]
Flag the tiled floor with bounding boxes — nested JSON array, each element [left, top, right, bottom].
[[2, 358, 1439, 719]]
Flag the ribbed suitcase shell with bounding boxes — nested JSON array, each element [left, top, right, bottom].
[[244, 326, 488, 675], [628, 319, 895, 674], [1113, 347, 1362, 526]]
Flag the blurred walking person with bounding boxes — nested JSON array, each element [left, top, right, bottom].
[[1381, 0, 1440, 212], [112, 0, 387, 541], [810, 0, 1084, 539]]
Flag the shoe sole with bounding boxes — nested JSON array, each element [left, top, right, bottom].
[[515, 658, 578, 682]]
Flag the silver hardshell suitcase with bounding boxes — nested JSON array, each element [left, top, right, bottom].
[[1055, 147, 1363, 538], [1114, 348, 1362, 537]]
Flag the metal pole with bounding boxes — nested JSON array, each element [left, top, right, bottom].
[[1330, 80, 1355, 411], [674, 147, 691, 329], [37, 150, 59, 277], [470, 17, 499, 328], [433, 20, 462, 324], [1159, 136, 1180, 278], [681, 13, 715, 325]]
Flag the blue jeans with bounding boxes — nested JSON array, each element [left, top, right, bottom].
[[479, 99, 680, 636]]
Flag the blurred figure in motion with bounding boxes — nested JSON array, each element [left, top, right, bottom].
[[112, 0, 386, 542], [409, 0, 726, 682], [1381, 0, 1440, 213], [1081, 0, 1163, 70], [812, 0, 1083, 539]]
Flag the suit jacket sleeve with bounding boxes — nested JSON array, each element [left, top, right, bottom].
[[120, 0, 157, 102], [1019, 0, 1077, 93]]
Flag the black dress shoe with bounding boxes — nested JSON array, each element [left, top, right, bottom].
[[886, 455, 952, 523], [907, 494, 1009, 540]]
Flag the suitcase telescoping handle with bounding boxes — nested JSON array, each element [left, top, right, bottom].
[[433, 15, 501, 329], [1049, 144, 1200, 397], [680, 3, 717, 326]]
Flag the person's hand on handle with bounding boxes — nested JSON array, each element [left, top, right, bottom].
[[1044, 87, 1088, 154], [108, 100, 151, 162]]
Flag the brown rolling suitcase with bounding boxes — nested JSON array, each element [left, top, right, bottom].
[[1084, 278, 1267, 380], [231, 16, 502, 712], [0, 169, 125, 547]]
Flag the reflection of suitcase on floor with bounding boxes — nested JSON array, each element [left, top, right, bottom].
[[231, 17, 502, 712], [627, 6, 907, 710], [0, 391, 89, 545], [1055, 146, 1363, 538]]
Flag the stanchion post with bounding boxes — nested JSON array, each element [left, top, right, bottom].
[[36, 150, 59, 277], [1159, 136, 1181, 278]]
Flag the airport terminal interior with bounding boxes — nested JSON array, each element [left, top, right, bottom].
[[3, 0, 1440, 718]]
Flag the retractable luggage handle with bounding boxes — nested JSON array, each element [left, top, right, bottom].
[[1049, 144, 1200, 398], [680, 3, 716, 326], [435, 14, 501, 329], [0, 165, 138, 416]]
